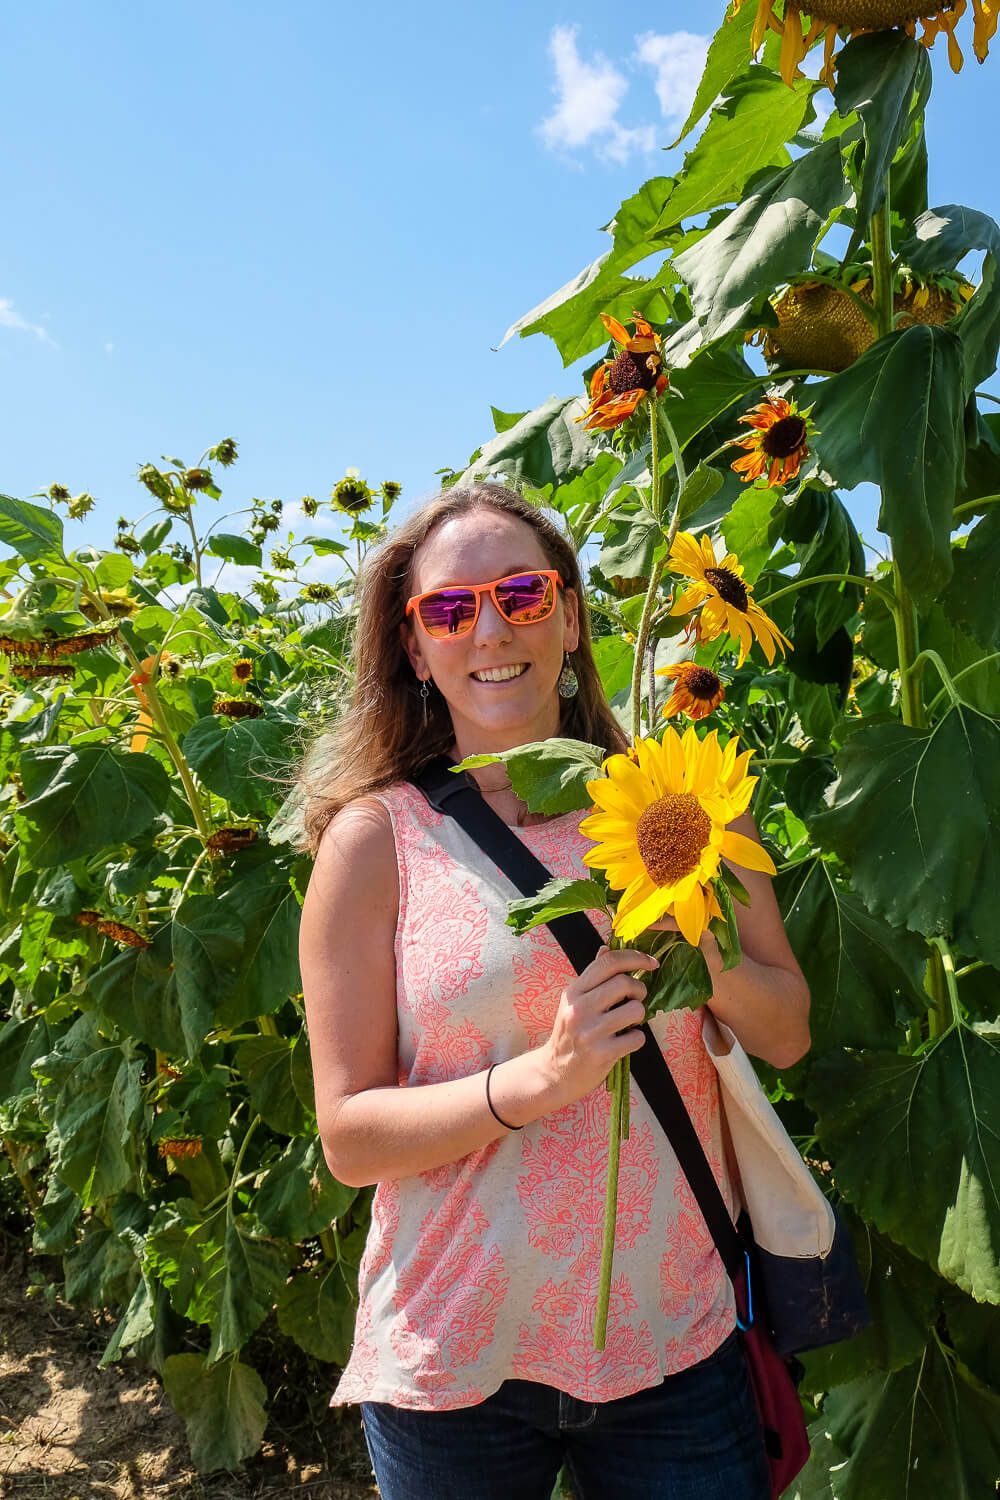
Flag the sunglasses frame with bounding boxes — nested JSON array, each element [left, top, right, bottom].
[[405, 568, 564, 639]]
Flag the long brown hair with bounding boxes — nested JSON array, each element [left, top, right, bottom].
[[290, 483, 626, 854]]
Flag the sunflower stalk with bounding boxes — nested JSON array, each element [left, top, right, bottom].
[[594, 1054, 627, 1351], [628, 400, 685, 740]]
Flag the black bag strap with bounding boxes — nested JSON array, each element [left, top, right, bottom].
[[411, 756, 746, 1284]]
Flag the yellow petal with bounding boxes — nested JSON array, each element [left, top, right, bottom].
[[614, 883, 673, 942], [674, 881, 708, 947], [720, 829, 776, 876]]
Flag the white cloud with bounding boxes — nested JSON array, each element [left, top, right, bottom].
[[0, 297, 51, 343], [634, 30, 709, 131], [104, 340, 114, 355], [539, 25, 656, 164]]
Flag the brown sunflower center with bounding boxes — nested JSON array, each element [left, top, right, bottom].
[[761, 415, 808, 459], [702, 567, 749, 612], [685, 666, 723, 700], [807, 1, 944, 24], [635, 793, 712, 887], [608, 349, 658, 395]]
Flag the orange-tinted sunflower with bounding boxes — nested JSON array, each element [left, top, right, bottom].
[[658, 661, 726, 721], [668, 530, 792, 667], [578, 312, 669, 432], [732, 397, 810, 488], [733, 0, 996, 84]]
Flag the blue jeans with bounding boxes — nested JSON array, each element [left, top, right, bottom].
[[360, 1328, 770, 1500]]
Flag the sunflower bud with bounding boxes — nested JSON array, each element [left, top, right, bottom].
[[381, 480, 402, 503], [258, 512, 280, 534], [332, 476, 374, 514], [68, 492, 96, 520], [301, 495, 318, 517], [303, 582, 336, 602], [115, 533, 142, 556], [48, 483, 71, 504], [254, 579, 280, 606], [138, 464, 172, 501], [270, 548, 294, 572], [209, 437, 238, 466], [184, 468, 213, 491]]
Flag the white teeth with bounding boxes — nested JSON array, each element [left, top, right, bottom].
[[472, 664, 528, 683]]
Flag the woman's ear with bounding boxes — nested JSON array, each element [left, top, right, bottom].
[[562, 588, 581, 654], [400, 620, 428, 681]]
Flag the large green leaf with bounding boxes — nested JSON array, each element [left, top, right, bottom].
[[88, 927, 187, 1057], [656, 71, 812, 233], [671, 0, 757, 146], [235, 1034, 314, 1135], [456, 737, 605, 815], [834, 31, 931, 248], [15, 744, 171, 867], [276, 1261, 356, 1363], [206, 532, 262, 567], [810, 706, 1000, 967], [213, 859, 302, 1024], [821, 1337, 1000, 1500], [182, 714, 298, 816], [32, 1015, 145, 1206], [811, 325, 965, 600], [673, 138, 847, 344], [0, 493, 65, 562], [0, 1013, 50, 1098], [776, 857, 926, 1052], [460, 395, 598, 489], [940, 507, 1000, 651], [197, 1214, 295, 1361], [722, 485, 783, 586], [507, 877, 609, 937], [162, 1353, 267, 1473], [807, 1029, 1000, 1301], [170, 895, 245, 1055], [782, 489, 866, 652], [255, 1136, 356, 1240]]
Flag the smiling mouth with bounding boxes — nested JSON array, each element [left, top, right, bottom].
[[471, 663, 529, 683]]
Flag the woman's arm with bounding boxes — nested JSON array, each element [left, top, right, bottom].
[[300, 800, 656, 1188], [700, 812, 810, 1069]]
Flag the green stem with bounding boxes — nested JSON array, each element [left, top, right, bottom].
[[319, 1228, 338, 1261], [925, 650, 1000, 718], [953, 493, 1000, 520], [928, 937, 962, 1035], [871, 206, 895, 342], [907, 649, 961, 710], [892, 564, 925, 729], [257, 1013, 281, 1037], [955, 961, 985, 979], [758, 572, 894, 610], [594, 1057, 624, 1351], [658, 405, 687, 505], [2, 1136, 42, 1210], [226, 1115, 261, 1213]]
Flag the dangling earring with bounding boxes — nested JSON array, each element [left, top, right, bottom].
[[419, 678, 430, 725], [557, 652, 579, 700]]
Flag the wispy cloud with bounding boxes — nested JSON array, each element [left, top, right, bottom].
[[539, 25, 656, 165], [0, 297, 52, 343], [634, 30, 709, 132]]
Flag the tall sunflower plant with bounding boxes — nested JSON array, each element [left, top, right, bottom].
[[459, 0, 1000, 1483]]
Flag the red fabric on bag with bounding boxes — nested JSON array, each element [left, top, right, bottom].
[[734, 1263, 810, 1499]]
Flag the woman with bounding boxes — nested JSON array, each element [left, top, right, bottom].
[[296, 483, 810, 1500]]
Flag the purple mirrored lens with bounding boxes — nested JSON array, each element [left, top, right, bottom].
[[495, 573, 553, 622], [418, 589, 478, 636]]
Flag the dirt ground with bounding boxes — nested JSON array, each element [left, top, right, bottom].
[[0, 1237, 376, 1500]]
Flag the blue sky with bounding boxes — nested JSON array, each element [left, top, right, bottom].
[[1, 1, 996, 559]]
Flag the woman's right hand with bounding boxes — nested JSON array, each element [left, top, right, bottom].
[[537, 946, 657, 1109]]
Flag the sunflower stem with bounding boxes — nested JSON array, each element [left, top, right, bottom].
[[907, 649, 962, 710], [758, 572, 894, 610], [594, 1056, 625, 1351]]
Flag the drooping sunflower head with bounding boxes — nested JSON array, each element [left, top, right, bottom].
[[667, 530, 792, 668], [732, 396, 811, 489], [79, 587, 142, 623], [657, 661, 726, 721], [579, 729, 775, 944], [332, 475, 374, 514], [577, 311, 669, 432], [732, 0, 996, 82]]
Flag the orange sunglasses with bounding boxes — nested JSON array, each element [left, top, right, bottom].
[[405, 569, 563, 639]]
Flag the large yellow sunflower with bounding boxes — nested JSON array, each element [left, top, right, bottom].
[[667, 530, 792, 667], [577, 312, 669, 432], [733, 0, 996, 84], [580, 729, 775, 945]]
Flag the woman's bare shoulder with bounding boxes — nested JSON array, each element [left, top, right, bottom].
[[306, 795, 398, 918]]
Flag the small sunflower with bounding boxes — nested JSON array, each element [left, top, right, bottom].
[[732, 396, 811, 489], [733, 0, 996, 83], [232, 657, 254, 683], [577, 312, 669, 432], [580, 729, 775, 945], [213, 697, 262, 718], [332, 475, 374, 514], [668, 531, 792, 667], [158, 1137, 203, 1160], [658, 661, 726, 721], [205, 825, 259, 857]]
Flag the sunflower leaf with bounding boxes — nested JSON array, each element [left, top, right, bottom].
[[834, 31, 931, 254], [673, 138, 848, 345], [669, 1, 756, 148], [809, 704, 1000, 968], [709, 878, 742, 972], [641, 932, 713, 1018], [718, 864, 751, 908], [506, 877, 610, 937], [454, 738, 606, 815]]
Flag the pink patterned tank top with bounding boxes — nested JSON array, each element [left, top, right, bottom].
[[330, 781, 737, 1411]]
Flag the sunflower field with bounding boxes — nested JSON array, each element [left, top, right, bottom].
[[2, 2, 1000, 1493]]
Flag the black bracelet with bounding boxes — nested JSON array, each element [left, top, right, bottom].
[[485, 1062, 523, 1131]]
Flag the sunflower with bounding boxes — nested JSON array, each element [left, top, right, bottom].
[[580, 729, 775, 945], [578, 312, 669, 432], [658, 661, 726, 721], [668, 530, 792, 667], [332, 475, 374, 514], [733, 0, 996, 83], [232, 657, 254, 683], [732, 396, 811, 489], [213, 697, 262, 718]]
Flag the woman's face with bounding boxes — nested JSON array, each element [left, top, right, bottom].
[[402, 509, 580, 753]]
